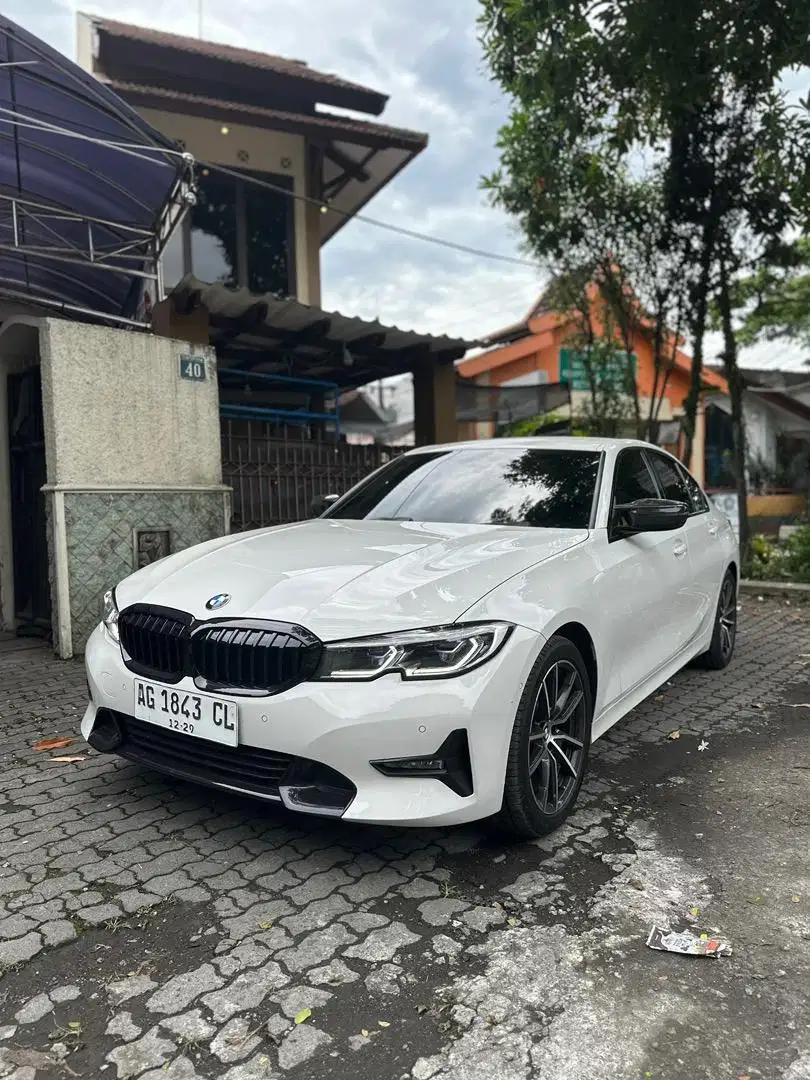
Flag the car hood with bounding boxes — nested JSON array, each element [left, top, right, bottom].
[[115, 519, 588, 640]]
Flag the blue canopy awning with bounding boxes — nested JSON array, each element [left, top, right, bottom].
[[0, 16, 191, 318]]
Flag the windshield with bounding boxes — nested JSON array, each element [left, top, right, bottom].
[[325, 448, 602, 529]]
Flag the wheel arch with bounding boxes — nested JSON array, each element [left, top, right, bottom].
[[552, 621, 598, 707]]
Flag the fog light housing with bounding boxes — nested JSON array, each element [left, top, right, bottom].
[[383, 757, 445, 772], [370, 730, 473, 797]]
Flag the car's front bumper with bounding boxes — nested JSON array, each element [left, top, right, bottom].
[[82, 622, 545, 827]]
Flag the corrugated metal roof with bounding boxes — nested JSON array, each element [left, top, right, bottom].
[[170, 276, 476, 387], [90, 17, 387, 112]]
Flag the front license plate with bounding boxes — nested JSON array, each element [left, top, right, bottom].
[[133, 679, 239, 747]]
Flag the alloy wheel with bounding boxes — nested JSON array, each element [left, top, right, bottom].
[[718, 577, 737, 659], [527, 659, 588, 815]]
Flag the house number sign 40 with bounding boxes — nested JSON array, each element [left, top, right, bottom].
[[179, 355, 207, 381]]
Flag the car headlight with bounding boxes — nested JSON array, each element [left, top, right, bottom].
[[317, 622, 513, 681], [102, 588, 120, 644]]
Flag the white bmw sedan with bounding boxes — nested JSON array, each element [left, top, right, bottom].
[[83, 438, 737, 838]]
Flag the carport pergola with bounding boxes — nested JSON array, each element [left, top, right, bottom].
[[153, 274, 474, 444]]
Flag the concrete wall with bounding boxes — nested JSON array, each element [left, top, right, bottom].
[[139, 108, 314, 304], [39, 321, 222, 488], [33, 319, 229, 657]]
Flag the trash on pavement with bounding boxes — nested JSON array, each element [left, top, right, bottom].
[[51, 756, 85, 764], [646, 925, 732, 957], [33, 737, 72, 752], [667, 730, 681, 740], [697, 740, 709, 752], [293, 1008, 311, 1025]]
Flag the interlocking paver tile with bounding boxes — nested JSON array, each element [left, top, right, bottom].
[[1, 599, 808, 1079]]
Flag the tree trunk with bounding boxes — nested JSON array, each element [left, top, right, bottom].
[[718, 255, 751, 562], [681, 222, 714, 468]]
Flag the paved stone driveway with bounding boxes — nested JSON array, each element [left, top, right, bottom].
[[0, 600, 808, 1080]]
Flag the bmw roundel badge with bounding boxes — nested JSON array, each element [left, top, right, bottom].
[[205, 593, 231, 611]]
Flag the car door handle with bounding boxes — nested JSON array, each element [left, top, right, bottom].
[[673, 539, 687, 558]]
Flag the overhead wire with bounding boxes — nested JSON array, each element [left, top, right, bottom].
[[200, 158, 538, 268], [0, 103, 538, 269]]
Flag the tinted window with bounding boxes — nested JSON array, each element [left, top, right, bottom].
[[612, 450, 659, 505], [327, 448, 601, 529], [649, 453, 689, 504], [677, 463, 709, 514]]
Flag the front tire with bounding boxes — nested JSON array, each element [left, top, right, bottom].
[[497, 636, 592, 840], [695, 570, 737, 670]]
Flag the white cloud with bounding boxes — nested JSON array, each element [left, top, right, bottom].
[[325, 256, 540, 341]]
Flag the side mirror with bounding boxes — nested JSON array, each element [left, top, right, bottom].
[[612, 498, 689, 536], [311, 493, 340, 517]]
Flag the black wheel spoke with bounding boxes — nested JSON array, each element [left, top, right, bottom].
[[716, 579, 737, 657], [548, 738, 578, 778], [541, 673, 553, 719], [528, 746, 545, 775], [554, 688, 584, 728], [534, 753, 551, 809], [554, 732, 584, 749], [553, 668, 577, 716], [547, 751, 560, 810]]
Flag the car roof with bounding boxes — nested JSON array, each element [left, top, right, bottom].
[[405, 436, 655, 455]]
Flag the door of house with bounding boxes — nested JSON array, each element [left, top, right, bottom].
[[8, 366, 51, 634]]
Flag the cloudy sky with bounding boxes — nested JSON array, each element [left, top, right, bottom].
[[11, 0, 810, 382]]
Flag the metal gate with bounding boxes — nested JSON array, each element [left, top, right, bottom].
[[8, 366, 51, 633], [221, 421, 402, 531]]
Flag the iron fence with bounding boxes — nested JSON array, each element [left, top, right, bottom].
[[221, 421, 403, 531]]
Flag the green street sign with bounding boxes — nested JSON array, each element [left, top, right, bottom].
[[179, 355, 207, 381], [559, 347, 636, 392]]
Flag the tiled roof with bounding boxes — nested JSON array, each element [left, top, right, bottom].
[[104, 78, 428, 150], [89, 16, 386, 108]]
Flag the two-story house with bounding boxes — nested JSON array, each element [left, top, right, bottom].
[[76, 14, 429, 309]]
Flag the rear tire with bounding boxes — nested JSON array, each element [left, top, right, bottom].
[[497, 636, 592, 840], [695, 570, 737, 671]]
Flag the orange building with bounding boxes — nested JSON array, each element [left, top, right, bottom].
[[458, 292, 729, 485]]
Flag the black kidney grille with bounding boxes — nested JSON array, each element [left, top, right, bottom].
[[118, 606, 322, 694], [191, 623, 322, 692], [119, 607, 190, 682]]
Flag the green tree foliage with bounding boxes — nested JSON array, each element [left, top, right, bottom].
[[479, 0, 810, 559], [733, 238, 810, 347]]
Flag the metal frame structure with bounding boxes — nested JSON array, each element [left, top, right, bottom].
[[218, 368, 341, 436], [0, 14, 195, 321]]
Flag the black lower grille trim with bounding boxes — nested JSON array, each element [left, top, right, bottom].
[[111, 712, 292, 799]]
